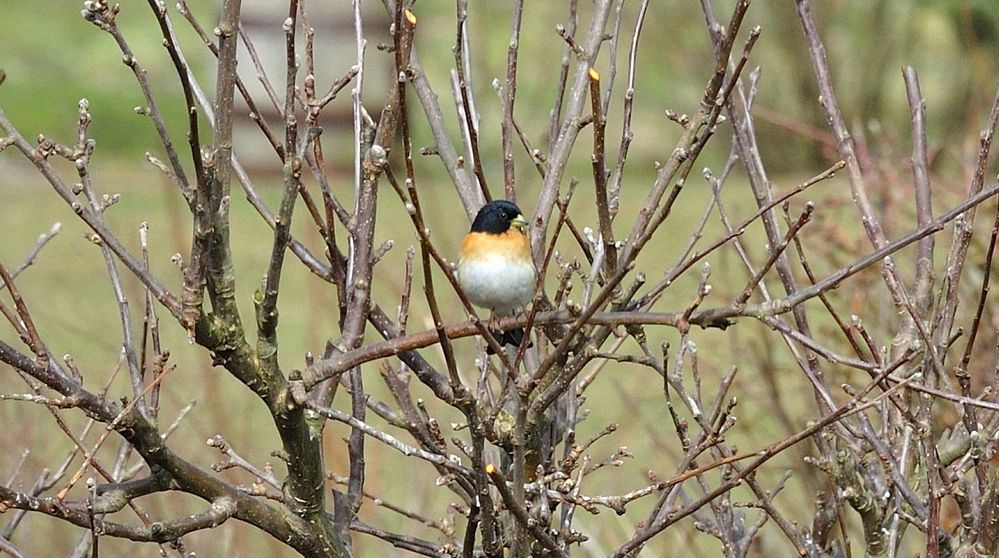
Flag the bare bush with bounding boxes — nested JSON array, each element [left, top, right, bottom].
[[2, 1, 999, 557]]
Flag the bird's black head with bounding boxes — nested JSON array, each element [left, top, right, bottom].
[[470, 200, 528, 234]]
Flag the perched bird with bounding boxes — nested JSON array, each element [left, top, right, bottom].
[[458, 200, 537, 351]]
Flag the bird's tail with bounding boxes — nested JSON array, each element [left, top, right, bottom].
[[487, 328, 532, 354], [502, 327, 527, 348]]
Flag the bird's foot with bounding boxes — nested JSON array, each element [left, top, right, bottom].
[[486, 314, 502, 336]]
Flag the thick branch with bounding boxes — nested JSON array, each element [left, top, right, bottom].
[[0, 486, 236, 544]]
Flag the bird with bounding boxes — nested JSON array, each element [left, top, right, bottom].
[[458, 200, 537, 352]]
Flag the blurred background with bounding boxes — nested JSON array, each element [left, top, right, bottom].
[[2, 1, 999, 556]]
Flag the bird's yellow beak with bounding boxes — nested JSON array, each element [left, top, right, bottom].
[[511, 214, 529, 232]]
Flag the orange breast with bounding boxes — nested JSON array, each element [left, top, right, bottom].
[[460, 230, 532, 263]]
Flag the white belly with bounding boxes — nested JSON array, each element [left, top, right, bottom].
[[459, 254, 536, 315]]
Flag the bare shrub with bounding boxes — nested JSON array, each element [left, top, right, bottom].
[[1, 1, 998, 557]]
